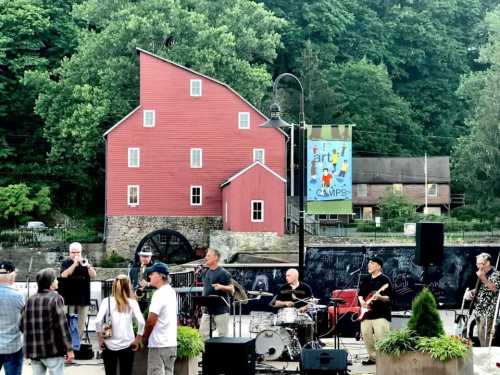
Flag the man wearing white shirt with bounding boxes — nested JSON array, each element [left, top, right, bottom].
[[143, 263, 177, 375]]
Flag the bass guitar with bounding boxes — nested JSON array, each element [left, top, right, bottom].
[[357, 283, 389, 321]]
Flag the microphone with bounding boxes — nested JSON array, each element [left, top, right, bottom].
[[349, 268, 361, 276]]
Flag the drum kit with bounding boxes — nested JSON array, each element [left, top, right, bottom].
[[235, 290, 329, 361]]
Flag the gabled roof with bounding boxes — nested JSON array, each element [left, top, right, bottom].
[[220, 162, 286, 188], [103, 105, 141, 137], [353, 157, 450, 184], [136, 48, 287, 138]]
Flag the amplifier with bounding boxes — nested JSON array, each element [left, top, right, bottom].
[[301, 348, 348, 374], [202, 337, 255, 375]]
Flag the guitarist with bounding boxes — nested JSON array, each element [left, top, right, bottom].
[[358, 257, 392, 366], [465, 253, 500, 347]]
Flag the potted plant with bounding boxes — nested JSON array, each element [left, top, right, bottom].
[[174, 326, 204, 375], [376, 289, 473, 375]]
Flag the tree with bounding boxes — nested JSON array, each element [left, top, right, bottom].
[[452, 7, 500, 206], [0, 183, 51, 226], [377, 191, 417, 222], [26, 0, 284, 210], [407, 288, 444, 338]]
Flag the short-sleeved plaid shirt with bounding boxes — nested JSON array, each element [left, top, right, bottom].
[[0, 284, 24, 354], [22, 290, 73, 359]]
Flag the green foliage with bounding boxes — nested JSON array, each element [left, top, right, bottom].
[[376, 329, 418, 356], [0, 183, 52, 226], [377, 192, 417, 222], [416, 336, 470, 361], [99, 253, 126, 268], [407, 289, 444, 338], [177, 326, 204, 359]]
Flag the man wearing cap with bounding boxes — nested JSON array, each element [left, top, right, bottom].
[[358, 256, 392, 366], [60, 242, 97, 337], [129, 250, 156, 311], [0, 261, 24, 375], [142, 262, 177, 375], [199, 248, 234, 339]]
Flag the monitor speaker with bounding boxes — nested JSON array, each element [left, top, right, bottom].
[[415, 222, 444, 266], [301, 348, 348, 374], [202, 337, 255, 375]]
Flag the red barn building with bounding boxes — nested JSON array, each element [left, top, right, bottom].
[[104, 48, 286, 257]]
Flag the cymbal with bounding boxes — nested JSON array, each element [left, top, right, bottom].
[[248, 290, 273, 297]]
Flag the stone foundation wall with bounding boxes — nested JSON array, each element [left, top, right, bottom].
[[105, 216, 223, 259]]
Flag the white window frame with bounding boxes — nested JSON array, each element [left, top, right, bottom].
[[143, 110, 155, 128], [357, 184, 367, 197], [190, 79, 202, 97], [392, 184, 403, 194], [190, 185, 202, 206], [128, 147, 140, 168], [251, 200, 264, 222], [253, 148, 265, 164], [127, 185, 139, 206], [427, 183, 438, 197], [238, 112, 250, 129], [190, 148, 203, 168]]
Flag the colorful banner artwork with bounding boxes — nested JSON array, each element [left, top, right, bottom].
[[306, 125, 353, 214]]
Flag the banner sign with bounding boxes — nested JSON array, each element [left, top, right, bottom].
[[306, 125, 353, 214]]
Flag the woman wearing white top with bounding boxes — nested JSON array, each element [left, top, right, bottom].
[[96, 275, 145, 375]]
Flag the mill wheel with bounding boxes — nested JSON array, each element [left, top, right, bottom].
[[134, 229, 196, 265]]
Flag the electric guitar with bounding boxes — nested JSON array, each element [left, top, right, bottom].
[[357, 283, 389, 321]]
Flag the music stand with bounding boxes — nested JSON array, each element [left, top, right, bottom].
[[193, 296, 225, 338]]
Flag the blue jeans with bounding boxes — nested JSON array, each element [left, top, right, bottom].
[[0, 348, 23, 375], [31, 356, 65, 375]]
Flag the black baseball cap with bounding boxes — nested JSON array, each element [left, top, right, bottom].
[[0, 261, 15, 274], [145, 262, 169, 276], [369, 256, 384, 267]]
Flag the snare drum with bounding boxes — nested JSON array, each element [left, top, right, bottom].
[[276, 307, 299, 325], [249, 311, 275, 333]]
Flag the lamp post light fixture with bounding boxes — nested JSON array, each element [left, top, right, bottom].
[[260, 73, 306, 280]]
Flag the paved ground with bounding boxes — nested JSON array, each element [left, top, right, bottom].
[[0, 310, 467, 375]]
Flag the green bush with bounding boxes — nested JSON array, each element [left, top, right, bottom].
[[416, 336, 470, 361], [177, 326, 204, 359], [407, 289, 444, 337], [100, 253, 127, 268], [451, 206, 480, 222], [376, 329, 418, 356]]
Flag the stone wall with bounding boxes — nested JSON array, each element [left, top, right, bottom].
[[105, 216, 223, 258]]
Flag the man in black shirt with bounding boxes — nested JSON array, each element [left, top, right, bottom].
[[358, 257, 392, 366], [274, 268, 313, 312], [60, 242, 96, 337], [129, 250, 156, 312], [199, 248, 234, 339]]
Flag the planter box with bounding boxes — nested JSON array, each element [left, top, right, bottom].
[[174, 357, 198, 375], [376, 349, 473, 375]]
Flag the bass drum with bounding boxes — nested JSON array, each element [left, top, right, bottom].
[[255, 328, 291, 361]]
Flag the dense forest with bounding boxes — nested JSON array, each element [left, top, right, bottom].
[[0, 0, 499, 223]]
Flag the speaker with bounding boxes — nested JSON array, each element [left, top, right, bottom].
[[301, 348, 348, 374], [202, 337, 255, 375], [415, 222, 444, 266]]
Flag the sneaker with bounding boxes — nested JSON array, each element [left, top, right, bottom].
[[361, 359, 376, 365]]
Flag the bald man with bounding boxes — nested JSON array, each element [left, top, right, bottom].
[[274, 268, 313, 313]]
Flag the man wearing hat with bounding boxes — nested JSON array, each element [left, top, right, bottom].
[[129, 250, 156, 312], [142, 262, 177, 375], [0, 261, 24, 375], [358, 256, 392, 366]]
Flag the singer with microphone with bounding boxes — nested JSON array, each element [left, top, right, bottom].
[[199, 248, 234, 339], [60, 242, 97, 337]]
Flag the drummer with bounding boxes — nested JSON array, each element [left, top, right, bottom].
[[273, 268, 313, 312]]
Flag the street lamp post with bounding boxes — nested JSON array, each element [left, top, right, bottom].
[[260, 73, 306, 280]]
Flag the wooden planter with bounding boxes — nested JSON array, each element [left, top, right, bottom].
[[376, 349, 473, 375], [131, 348, 198, 375]]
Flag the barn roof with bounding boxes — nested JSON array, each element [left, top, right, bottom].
[[220, 162, 286, 188]]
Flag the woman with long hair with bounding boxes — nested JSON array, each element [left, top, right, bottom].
[[96, 275, 145, 375]]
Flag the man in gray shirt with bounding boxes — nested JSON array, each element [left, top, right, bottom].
[[0, 261, 25, 375], [199, 249, 234, 339]]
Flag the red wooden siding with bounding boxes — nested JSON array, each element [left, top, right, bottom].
[[222, 164, 285, 235], [106, 51, 286, 217]]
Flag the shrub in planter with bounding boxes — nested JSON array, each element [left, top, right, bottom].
[[177, 326, 204, 359], [375, 329, 418, 356], [407, 288, 444, 337], [416, 336, 469, 361]]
